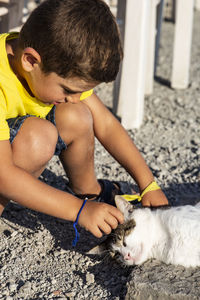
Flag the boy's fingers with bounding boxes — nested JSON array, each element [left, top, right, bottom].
[[92, 216, 120, 237], [99, 222, 112, 235], [92, 226, 103, 238], [142, 190, 169, 207], [81, 202, 124, 238], [110, 207, 124, 224], [106, 214, 118, 230], [141, 198, 150, 207]]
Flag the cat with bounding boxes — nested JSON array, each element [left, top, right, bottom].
[[88, 196, 200, 268]]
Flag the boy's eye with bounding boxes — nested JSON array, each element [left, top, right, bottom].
[[63, 88, 77, 95]]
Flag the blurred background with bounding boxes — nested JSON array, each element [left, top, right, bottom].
[[0, 0, 43, 32], [0, 0, 185, 33]]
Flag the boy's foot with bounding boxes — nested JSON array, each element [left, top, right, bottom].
[[66, 179, 139, 206]]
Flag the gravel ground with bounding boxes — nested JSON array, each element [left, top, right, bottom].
[[0, 10, 200, 300]]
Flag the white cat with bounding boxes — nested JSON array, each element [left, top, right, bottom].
[[89, 197, 200, 268]]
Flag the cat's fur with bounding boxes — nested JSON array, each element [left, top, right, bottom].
[[89, 196, 200, 268]]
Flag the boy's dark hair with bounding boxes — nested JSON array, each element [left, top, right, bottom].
[[19, 0, 123, 83]]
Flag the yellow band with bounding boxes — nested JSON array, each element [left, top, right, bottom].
[[121, 181, 160, 202], [80, 89, 93, 100]]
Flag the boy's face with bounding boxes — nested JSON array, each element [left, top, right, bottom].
[[25, 65, 97, 105]]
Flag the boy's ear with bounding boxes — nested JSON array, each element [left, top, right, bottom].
[[21, 47, 41, 72]]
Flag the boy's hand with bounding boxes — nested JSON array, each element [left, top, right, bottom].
[[78, 201, 124, 238], [141, 189, 169, 207]]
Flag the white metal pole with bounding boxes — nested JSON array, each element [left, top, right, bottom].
[[118, 0, 151, 128]]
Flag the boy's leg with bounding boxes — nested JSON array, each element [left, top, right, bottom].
[[0, 116, 58, 215], [54, 103, 136, 205], [54, 102, 101, 196]]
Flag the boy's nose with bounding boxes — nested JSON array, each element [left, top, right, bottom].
[[66, 94, 80, 103]]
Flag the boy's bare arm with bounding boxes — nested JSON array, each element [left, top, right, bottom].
[[0, 140, 123, 236], [83, 93, 168, 206]]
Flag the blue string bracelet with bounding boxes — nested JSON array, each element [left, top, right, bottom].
[[72, 199, 87, 247]]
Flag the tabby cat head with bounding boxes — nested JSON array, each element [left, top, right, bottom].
[[88, 196, 154, 266]]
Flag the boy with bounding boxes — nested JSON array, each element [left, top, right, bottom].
[[0, 0, 168, 239]]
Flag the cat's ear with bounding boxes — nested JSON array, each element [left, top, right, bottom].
[[87, 241, 107, 255], [115, 195, 134, 220], [195, 201, 200, 208]]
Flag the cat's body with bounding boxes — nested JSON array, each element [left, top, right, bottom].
[[89, 198, 200, 268]]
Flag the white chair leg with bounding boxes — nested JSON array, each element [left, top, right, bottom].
[[145, 0, 159, 95], [171, 0, 194, 89], [118, 0, 151, 129]]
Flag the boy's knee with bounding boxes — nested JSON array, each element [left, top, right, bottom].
[[13, 117, 58, 162], [55, 103, 94, 143], [74, 104, 93, 134]]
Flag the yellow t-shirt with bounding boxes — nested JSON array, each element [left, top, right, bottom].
[[0, 32, 53, 140], [0, 33, 93, 141]]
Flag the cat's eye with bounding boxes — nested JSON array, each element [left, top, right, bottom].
[[123, 240, 127, 247], [116, 236, 122, 241]]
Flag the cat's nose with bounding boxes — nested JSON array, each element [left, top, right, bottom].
[[124, 252, 131, 260]]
